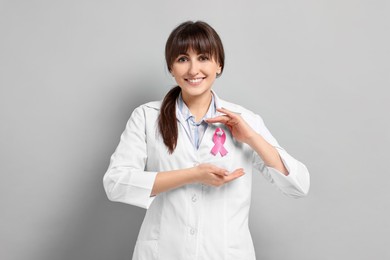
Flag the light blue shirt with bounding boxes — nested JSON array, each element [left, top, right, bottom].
[[176, 93, 216, 149]]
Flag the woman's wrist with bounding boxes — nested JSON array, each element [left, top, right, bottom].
[[188, 166, 200, 184], [243, 131, 260, 147]]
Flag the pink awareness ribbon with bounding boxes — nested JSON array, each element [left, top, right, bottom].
[[211, 127, 228, 156]]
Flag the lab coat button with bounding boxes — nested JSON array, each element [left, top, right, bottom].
[[192, 194, 197, 202], [190, 228, 196, 235]]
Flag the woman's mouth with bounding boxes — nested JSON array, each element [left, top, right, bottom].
[[186, 77, 205, 86]]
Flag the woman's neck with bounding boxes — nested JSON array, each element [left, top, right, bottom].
[[181, 91, 212, 122]]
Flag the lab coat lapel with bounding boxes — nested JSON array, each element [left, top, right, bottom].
[[144, 91, 241, 161]]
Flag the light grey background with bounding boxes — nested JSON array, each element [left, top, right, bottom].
[[1, 0, 389, 259]]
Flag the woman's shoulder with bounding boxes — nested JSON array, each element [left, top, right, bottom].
[[128, 101, 161, 120], [141, 101, 162, 110], [130, 101, 162, 114]]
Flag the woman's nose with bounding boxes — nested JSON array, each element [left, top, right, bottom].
[[188, 60, 200, 76]]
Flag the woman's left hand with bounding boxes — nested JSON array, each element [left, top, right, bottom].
[[206, 107, 257, 144], [207, 107, 289, 175]]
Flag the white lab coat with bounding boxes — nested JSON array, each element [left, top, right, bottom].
[[103, 92, 310, 260]]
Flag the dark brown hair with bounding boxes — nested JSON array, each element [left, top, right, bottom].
[[158, 21, 225, 153]]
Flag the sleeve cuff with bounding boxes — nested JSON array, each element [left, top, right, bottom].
[[266, 147, 310, 198], [104, 170, 159, 209], [129, 170, 159, 209]]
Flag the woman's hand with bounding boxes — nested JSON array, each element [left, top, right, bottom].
[[206, 107, 257, 144], [191, 163, 245, 187], [207, 108, 289, 175]]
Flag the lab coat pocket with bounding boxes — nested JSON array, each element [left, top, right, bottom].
[[132, 239, 159, 260]]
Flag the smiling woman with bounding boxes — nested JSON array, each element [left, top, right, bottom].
[[103, 20, 310, 260], [173, 50, 220, 90], [169, 49, 221, 118]]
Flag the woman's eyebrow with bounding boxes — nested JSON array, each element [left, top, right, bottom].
[[177, 52, 209, 57]]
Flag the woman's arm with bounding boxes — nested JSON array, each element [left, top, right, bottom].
[[151, 164, 245, 196], [206, 107, 310, 197], [206, 108, 288, 174], [244, 133, 289, 175]]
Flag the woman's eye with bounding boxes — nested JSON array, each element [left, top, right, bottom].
[[177, 56, 188, 62], [199, 55, 209, 61]]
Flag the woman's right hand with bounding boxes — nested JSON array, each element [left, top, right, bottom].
[[151, 164, 245, 196], [190, 163, 245, 187]]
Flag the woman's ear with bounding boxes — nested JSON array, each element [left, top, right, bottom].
[[216, 64, 222, 77], [217, 64, 222, 74]]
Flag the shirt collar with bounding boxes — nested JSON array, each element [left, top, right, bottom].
[[176, 92, 216, 123]]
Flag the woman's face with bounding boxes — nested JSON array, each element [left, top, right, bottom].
[[170, 49, 221, 100]]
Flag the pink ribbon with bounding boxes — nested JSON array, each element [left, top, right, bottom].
[[211, 128, 228, 156]]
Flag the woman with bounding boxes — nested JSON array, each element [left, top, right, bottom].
[[103, 21, 310, 260]]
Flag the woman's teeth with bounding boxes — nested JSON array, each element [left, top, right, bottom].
[[188, 78, 203, 83]]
